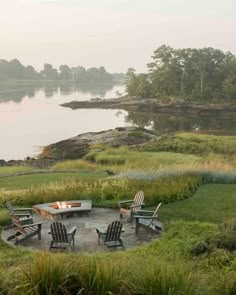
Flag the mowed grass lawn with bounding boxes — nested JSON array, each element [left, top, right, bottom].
[[161, 184, 236, 224], [0, 172, 108, 190]]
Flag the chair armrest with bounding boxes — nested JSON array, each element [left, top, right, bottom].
[[130, 203, 145, 209], [96, 228, 106, 235], [118, 200, 133, 205], [68, 226, 77, 235], [135, 216, 158, 220], [136, 210, 154, 214], [22, 222, 43, 228]]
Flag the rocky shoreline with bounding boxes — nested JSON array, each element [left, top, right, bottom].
[[39, 127, 158, 161], [2, 97, 236, 166], [61, 96, 236, 116], [0, 127, 157, 166]]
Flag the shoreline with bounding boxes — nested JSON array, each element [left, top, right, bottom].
[[61, 96, 236, 116]]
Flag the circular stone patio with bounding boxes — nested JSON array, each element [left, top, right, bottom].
[[1, 208, 161, 252]]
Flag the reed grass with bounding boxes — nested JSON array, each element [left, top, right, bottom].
[[0, 166, 34, 176]]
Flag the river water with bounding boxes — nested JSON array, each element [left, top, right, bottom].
[[0, 83, 129, 160], [0, 83, 235, 160]]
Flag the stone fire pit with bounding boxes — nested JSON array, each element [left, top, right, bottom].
[[33, 200, 92, 220]]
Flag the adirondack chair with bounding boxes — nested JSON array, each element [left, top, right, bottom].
[[6, 201, 33, 216], [118, 191, 145, 222], [135, 203, 162, 234], [49, 222, 77, 251], [7, 214, 42, 245], [96, 220, 124, 249], [5, 201, 33, 229]]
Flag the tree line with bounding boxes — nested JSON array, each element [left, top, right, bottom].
[[125, 45, 236, 101], [0, 59, 124, 84]]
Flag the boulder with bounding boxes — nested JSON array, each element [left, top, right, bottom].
[[39, 127, 157, 160]]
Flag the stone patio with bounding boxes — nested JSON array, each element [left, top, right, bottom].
[[1, 208, 161, 253]]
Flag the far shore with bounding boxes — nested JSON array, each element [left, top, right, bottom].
[[61, 96, 236, 116]]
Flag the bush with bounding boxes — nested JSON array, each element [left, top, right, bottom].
[[191, 241, 209, 256], [211, 219, 236, 251]]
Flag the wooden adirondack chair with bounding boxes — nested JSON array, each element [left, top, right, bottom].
[[5, 201, 33, 229], [96, 220, 124, 249], [118, 191, 145, 222], [49, 222, 77, 251], [135, 203, 162, 234], [6, 201, 33, 216], [7, 214, 42, 245]]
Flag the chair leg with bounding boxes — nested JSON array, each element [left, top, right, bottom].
[[135, 219, 139, 234], [49, 241, 54, 251], [120, 239, 125, 250]]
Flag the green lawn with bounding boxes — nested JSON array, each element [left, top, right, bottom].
[[160, 184, 236, 224], [0, 172, 108, 190]]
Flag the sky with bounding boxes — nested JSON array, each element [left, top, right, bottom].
[[0, 0, 235, 72]]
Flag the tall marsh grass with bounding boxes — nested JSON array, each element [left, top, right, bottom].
[[0, 166, 34, 176], [143, 133, 236, 159], [11, 252, 199, 295], [0, 174, 201, 209], [52, 160, 102, 172]]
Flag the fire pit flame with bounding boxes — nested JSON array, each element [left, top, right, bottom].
[[57, 201, 71, 209]]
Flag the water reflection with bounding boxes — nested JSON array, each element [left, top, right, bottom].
[[0, 82, 114, 103], [0, 82, 235, 160], [125, 111, 236, 135]]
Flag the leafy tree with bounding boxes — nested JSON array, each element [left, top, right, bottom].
[[126, 45, 236, 101], [41, 63, 58, 80], [59, 65, 71, 80], [125, 68, 138, 96]]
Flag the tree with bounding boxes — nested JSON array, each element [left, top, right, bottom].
[[125, 68, 138, 96], [126, 45, 236, 101], [41, 63, 58, 80], [59, 65, 71, 80]]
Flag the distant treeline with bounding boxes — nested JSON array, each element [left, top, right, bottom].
[[0, 59, 124, 84], [126, 45, 236, 101]]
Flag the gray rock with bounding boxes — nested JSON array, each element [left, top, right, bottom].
[[39, 127, 157, 160]]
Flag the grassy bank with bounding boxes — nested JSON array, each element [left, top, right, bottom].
[[0, 133, 235, 294]]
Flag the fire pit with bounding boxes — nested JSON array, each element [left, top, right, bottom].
[[33, 200, 92, 220]]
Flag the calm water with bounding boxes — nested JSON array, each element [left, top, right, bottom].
[[1, 83, 235, 160], [0, 83, 129, 160]]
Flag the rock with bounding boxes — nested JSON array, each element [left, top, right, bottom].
[[90, 97, 101, 102], [39, 127, 157, 160], [61, 96, 236, 116]]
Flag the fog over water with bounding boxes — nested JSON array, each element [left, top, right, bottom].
[[0, 0, 235, 72]]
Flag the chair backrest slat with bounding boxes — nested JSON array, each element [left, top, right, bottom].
[[105, 221, 122, 242], [6, 201, 14, 214], [132, 191, 144, 212], [50, 222, 68, 243]]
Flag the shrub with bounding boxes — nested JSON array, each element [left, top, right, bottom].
[[211, 219, 236, 251], [191, 241, 209, 256]]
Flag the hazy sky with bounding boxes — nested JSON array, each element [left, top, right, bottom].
[[0, 0, 235, 72]]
